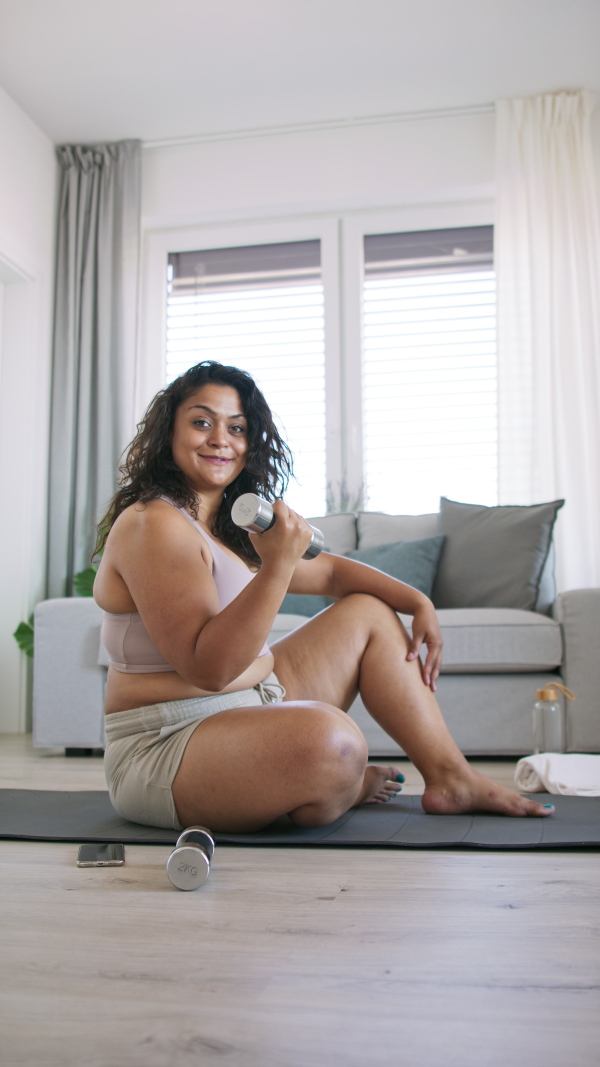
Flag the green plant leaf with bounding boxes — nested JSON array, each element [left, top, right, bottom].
[[73, 565, 98, 597], [13, 615, 34, 658]]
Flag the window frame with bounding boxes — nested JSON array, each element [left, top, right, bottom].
[[139, 218, 343, 508], [140, 199, 495, 516], [341, 201, 494, 509]]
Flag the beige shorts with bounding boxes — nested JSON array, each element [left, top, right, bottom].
[[104, 674, 286, 830]]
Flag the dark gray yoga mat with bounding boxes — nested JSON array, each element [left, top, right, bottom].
[[0, 789, 599, 848]]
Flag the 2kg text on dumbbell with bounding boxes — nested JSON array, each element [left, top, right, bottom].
[[166, 826, 215, 891]]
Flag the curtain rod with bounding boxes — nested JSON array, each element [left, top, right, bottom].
[[143, 102, 494, 150]]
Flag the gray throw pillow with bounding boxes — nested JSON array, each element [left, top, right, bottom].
[[306, 513, 357, 555], [432, 496, 564, 611], [357, 511, 438, 547], [346, 536, 446, 598], [279, 593, 331, 617], [280, 539, 334, 616]]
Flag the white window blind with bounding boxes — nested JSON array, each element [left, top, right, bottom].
[[363, 226, 496, 514], [166, 240, 327, 515]]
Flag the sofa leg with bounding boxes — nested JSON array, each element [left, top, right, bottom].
[[64, 748, 105, 758]]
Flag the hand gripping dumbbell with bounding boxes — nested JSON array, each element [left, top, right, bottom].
[[166, 826, 215, 891], [231, 493, 325, 559]]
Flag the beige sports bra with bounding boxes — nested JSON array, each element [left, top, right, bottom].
[[101, 497, 270, 673]]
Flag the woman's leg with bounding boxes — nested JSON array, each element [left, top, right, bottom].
[[171, 700, 398, 832], [272, 594, 553, 818]]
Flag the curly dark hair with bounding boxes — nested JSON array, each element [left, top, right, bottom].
[[95, 361, 293, 565]]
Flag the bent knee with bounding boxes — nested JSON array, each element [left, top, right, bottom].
[[337, 592, 398, 620], [293, 702, 367, 779], [337, 592, 408, 638]]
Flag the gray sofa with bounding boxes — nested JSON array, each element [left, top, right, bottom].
[[32, 503, 600, 756]]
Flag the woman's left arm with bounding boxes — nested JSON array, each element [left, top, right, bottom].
[[287, 552, 443, 690]]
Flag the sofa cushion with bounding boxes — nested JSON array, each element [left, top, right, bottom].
[[432, 497, 564, 612], [279, 593, 332, 616], [270, 606, 563, 672], [278, 514, 357, 616], [346, 536, 446, 598], [357, 511, 438, 547], [399, 607, 563, 673], [306, 512, 357, 555]]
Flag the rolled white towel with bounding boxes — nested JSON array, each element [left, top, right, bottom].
[[515, 753, 600, 796]]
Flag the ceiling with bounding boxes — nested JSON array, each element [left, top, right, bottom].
[[0, 0, 599, 145]]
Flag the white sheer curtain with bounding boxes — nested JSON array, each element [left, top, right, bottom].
[[495, 90, 600, 591]]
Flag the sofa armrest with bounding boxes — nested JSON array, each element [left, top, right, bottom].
[[268, 613, 312, 642], [553, 589, 600, 752], [33, 598, 106, 748]]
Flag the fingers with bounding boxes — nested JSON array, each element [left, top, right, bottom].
[[257, 499, 312, 561], [407, 633, 443, 691], [424, 637, 443, 690], [271, 498, 289, 520], [406, 602, 443, 692], [272, 499, 308, 532], [426, 650, 442, 691], [406, 636, 421, 662]]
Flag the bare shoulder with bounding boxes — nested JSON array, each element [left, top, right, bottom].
[[111, 498, 191, 543], [106, 498, 212, 570], [112, 497, 176, 533]]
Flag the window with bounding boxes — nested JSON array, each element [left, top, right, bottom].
[[155, 219, 496, 520], [362, 226, 496, 513], [166, 240, 327, 515]]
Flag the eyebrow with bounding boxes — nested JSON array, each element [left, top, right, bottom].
[[188, 404, 246, 419]]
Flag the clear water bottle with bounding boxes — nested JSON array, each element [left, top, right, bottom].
[[532, 683, 575, 754]]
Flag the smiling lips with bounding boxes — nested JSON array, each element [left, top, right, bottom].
[[200, 455, 232, 464]]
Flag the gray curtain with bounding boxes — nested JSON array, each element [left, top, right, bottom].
[[46, 140, 141, 597]]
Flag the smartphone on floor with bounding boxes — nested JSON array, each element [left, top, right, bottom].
[[77, 843, 125, 867]]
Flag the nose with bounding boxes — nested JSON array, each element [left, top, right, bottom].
[[207, 421, 228, 447]]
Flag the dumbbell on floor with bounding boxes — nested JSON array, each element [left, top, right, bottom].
[[166, 826, 215, 891]]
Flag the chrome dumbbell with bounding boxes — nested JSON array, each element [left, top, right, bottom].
[[231, 493, 325, 559], [166, 826, 215, 891]]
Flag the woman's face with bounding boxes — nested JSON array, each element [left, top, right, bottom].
[[170, 383, 248, 494]]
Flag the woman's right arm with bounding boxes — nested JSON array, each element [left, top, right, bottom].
[[105, 499, 312, 692]]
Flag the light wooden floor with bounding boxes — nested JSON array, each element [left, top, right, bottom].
[[1, 735, 599, 1067]]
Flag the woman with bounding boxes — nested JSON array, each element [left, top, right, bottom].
[[94, 361, 553, 832]]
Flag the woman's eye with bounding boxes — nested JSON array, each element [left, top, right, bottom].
[[230, 425, 246, 434], [194, 419, 210, 427]]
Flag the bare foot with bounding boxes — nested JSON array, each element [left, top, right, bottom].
[[355, 765, 405, 805], [422, 767, 554, 818]]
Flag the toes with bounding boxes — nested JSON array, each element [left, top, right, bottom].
[[379, 780, 402, 799], [524, 798, 555, 817], [372, 765, 405, 782], [386, 766, 405, 783], [505, 793, 555, 817], [361, 765, 405, 805], [501, 793, 555, 818], [374, 785, 402, 802]]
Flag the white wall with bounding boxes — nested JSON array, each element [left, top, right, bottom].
[[0, 85, 57, 732], [142, 111, 496, 228]]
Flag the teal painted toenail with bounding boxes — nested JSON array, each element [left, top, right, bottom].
[[544, 804, 554, 808], [396, 774, 405, 783]]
